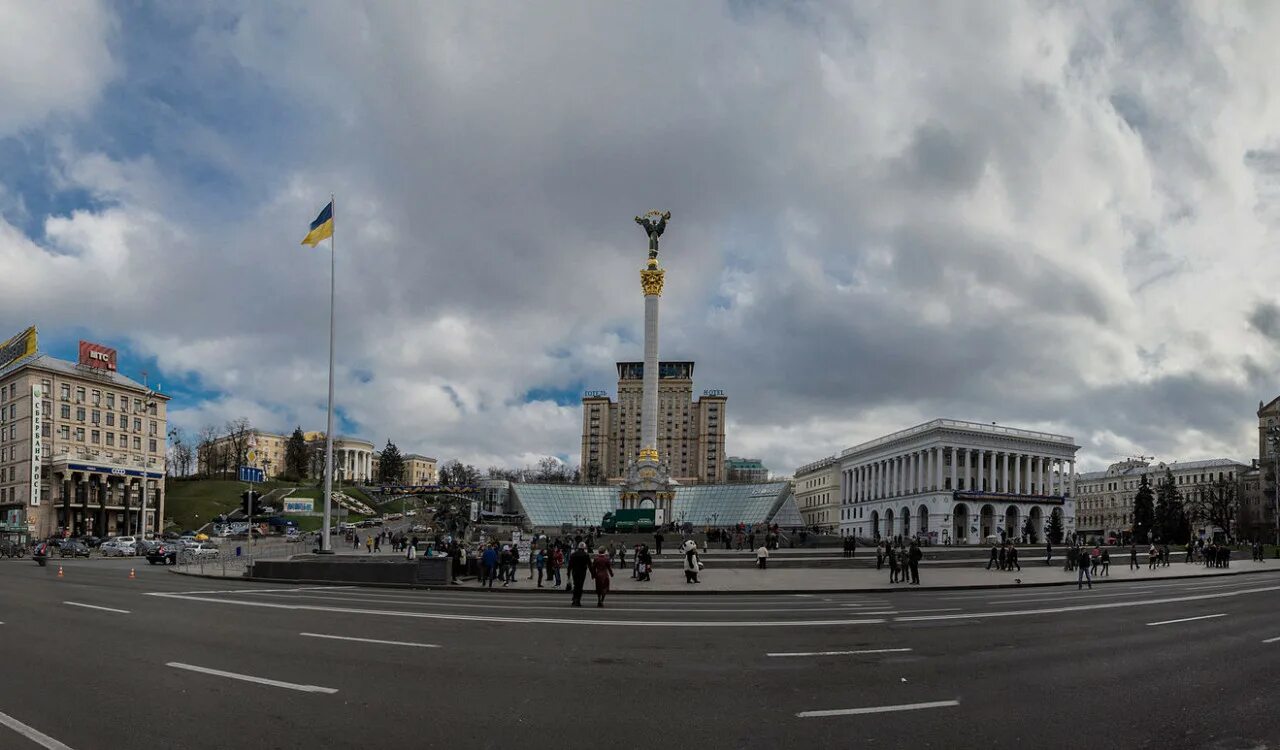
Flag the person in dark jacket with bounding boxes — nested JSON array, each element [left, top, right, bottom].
[[908, 540, 922, 585], [1007, 544, 1020, 572], [653, 532, 664, 555], [567, 542, 592, 606], [1077, 547, 1093, 590], [987, 545, 999, 570], [481, 544, 499, 589]]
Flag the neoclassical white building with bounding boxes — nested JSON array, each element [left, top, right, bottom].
[[836, 419, 1079, 544]]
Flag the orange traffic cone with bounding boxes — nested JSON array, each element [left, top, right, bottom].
[[128, 568, 136, 580], [57, 565, 64, 578]]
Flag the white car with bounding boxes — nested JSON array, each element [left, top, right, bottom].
[[101, 537, 137, 557], [180, 542, 219, 559]]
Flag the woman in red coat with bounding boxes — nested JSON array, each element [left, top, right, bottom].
[[591, 547, 614, 608]]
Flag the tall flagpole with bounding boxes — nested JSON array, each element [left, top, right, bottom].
[[321, 193, 336, 552]]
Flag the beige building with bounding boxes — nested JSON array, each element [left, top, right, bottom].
[[402, 454, 438, 485], [201, 429, 376, 483], [0, 349, 168, 539], [580, 361, 727, 485], [793, 455, 840, 532], [1074, 457, 1247, 542]]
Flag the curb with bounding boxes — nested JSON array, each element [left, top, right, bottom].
[[167, 563, 1278, 595]]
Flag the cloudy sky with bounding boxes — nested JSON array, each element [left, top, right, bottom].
[[4, 1, 1280, 475]]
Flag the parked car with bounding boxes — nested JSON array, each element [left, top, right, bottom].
[[58, 541, 91, 558], [146, 544, 177, 565], [78, 535, 102, 548], [136, 539, 165, 555], [101, 537, 137, 557], [410, 524, 428, 533]]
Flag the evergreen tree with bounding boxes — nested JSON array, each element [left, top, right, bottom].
[[1154, 469, 1190, 544], [1133, 474, 1156, 543], [284, 427, 309, 481], [1046, 510, 1064, 544], [378, 440, 405, 484]]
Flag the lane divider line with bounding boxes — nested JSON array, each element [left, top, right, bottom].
[[0, 709, 75, 750], [768, 648, 912, 658], [146, 593, 888, 627], [797, 699, 960, 718], [165, 662, 338, 694], [63, 601, 130, 614], [300, 633, 440, 649], [896, 584, 1280, 623], [1146, 613, 1227, 626], [1263, 636, 1280, 643]]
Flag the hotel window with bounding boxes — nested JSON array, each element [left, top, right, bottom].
[[41, 423, 49, 438], [149, 439, 157, 453], [133, 418, 141, 432], [133, 398, 142, 413], [60, 384, 70, 401], [133, 437, 141, 450], [106, 433, 114, 447], [59, 425, 69, 440], [75, 428, 85, 442], [149, 421, 157, 436], [91, 390, 101, 406], [149, 402, 157, 416], [91, 410, 100, 425], [119, 433, 127, 446], [76, 407, 85, 421], [91, 430, 100, 445], [106, 413, 114, 427], [106, 393, 115, 410], [76, 387, 85, 403]]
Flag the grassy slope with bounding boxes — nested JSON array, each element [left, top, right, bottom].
[[164, 477, 298, 531]]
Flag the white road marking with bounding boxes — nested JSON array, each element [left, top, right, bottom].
[[150, 581, 1280, 627], [63, 601, 129, 614], [245, 590, 889, 614], [166, 662, 338, 694], [1263, 636, 1280, 643], [768, 648, 912, 658], [300, 632, 440, 648], [797, 699, 960, 718], [147, 592, 888, 627], [1146, 613, 1227, 626], [895, 584, 1280, 623], [149, 586, 357, 596], [893, 608, 962, 614], [0, 709, 74, 750]]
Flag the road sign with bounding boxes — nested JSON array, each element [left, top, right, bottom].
[[238, 466, 265, 484], [246, 449, 258, 464]]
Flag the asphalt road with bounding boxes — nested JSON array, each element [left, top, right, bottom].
[[1, 558, 1277, 749]]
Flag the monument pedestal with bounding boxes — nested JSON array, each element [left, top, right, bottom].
[[620, 447, 675, 525]]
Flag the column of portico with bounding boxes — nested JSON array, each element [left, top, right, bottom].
[[949, 447, 957, 491], [1069, 459, 1077, 497], [913, 451, 921, 494], [1000, 453, 1008, 494], [1012, 454, 1021, 495], [895, 456, 903, 497], [979, 449, 989, 492], [933, 446, 942, 491], [1035, 456, 1044, 496]]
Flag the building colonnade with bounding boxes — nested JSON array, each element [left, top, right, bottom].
[[50, 470, 161, 537], [841, 447, 1076, 504]]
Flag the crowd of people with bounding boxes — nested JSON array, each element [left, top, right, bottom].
[[872, 540, 923, 584]]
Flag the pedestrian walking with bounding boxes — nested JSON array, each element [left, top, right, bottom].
[[888, 544, 901, 583], [1045, 542, 1053, 566], [550, 546, 564, 587], [1090, 545, 1101, 576], [654, 532, 665, 556], [1077, 547, 1093, 590], [365, 536, 373, 554], [406, 540, 417, 560], [987, 544, 999, 571], [568, 542, 591, 607], [756, 544, 769, 570], [1008, 544, 1021, 572], [637, 545, 652, 582], [373, 535, 381, 553], [876, 543, 885, 570], [1100, 548, 1110, 576], [535, 547, 546, 587], [908, 540, 922, 585], [592, 546, 613, 608], [1129, 543, 1138, 570]]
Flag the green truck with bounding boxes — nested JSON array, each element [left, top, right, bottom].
[[601, 509, 656, 533]]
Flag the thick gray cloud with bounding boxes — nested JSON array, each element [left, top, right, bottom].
[[4, 1, 1280, 475]]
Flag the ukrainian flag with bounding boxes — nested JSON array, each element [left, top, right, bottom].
[[301, 201, 334, 247]]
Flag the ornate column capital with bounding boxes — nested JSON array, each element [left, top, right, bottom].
[[640, 267, 665, 296]]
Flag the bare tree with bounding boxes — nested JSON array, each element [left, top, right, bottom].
[[223, 418, 252, 478], [1187, 479, 1239, 541], [196, 424, 222, 478]]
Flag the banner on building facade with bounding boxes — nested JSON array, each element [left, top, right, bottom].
[[30, 385, 42, 506], [77, 340, 118, 372], [0, 326, 37, 371]]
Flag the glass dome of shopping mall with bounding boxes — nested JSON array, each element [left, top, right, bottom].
[[510, 482, 801, 529]]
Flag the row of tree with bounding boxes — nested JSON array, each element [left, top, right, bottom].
[[1131, 470, 1238, 544]]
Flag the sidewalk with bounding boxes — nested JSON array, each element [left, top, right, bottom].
[[453, 559, 1278, 594]]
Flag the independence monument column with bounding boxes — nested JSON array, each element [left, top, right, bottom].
[[622, 210, 675, 521]]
